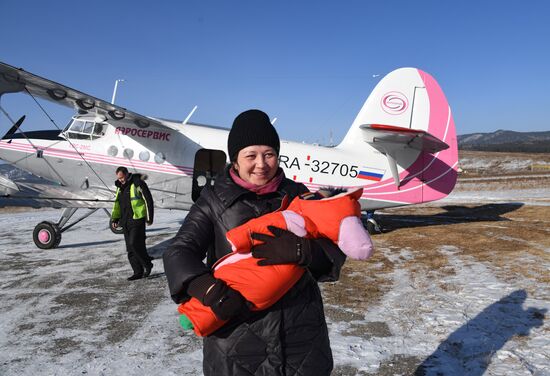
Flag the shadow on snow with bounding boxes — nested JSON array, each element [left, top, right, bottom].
[[415, 289, 546, 375]]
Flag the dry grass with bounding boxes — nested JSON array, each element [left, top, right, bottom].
[[323, 197, 550, 329], [369, 204, 550, 296], [459, 150, 550, 163], [456, 175, 550, 191]]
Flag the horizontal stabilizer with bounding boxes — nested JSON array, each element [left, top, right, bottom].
[[359, 124, 449, 153], [359, 124, 450, 188]]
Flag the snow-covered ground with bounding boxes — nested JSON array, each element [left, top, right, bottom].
[[328, 245, 548, 375], [1, 186, 549, 375], [442, 187, 550, 207]]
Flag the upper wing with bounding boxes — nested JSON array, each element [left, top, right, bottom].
[[0, 61, 178, 131]]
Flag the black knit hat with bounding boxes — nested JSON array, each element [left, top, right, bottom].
[[227, 109, 280, 161]]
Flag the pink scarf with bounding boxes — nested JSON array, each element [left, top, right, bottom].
[[230, 168, 284, 195]]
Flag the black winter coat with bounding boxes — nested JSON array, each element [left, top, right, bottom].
[[163, 166, 346, 376]]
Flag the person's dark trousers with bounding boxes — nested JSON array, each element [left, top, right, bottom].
[[123, 219, 153, 276]]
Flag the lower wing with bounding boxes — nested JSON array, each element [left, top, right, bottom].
[[0, 179, 114, 209]]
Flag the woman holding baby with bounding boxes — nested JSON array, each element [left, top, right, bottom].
[[163, 109, 346, 376]]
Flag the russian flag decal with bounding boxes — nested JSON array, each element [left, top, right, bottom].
[[357, 168, 385, 181]]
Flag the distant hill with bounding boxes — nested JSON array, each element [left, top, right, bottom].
[[458, 130, 550, 153]]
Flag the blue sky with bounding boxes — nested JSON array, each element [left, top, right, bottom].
[[1, 0, 549, 144]]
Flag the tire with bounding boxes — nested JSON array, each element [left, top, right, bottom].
[[366, 221, 376, 235], [33, 221, 62, 249], [110, 219, 124, 234], [366, 219, 383, 235]]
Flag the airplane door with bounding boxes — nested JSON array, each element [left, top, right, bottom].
[[192, 149, 226, 202]]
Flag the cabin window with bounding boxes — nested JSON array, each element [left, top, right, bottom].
[[107, 145, 118, 157], [123, 148, 134, 159], [64, 119, 107, 140], [139, 151, 150, 161], [154, 152, 166, 164]]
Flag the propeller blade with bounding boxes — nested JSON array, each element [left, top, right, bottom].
[[2, 115, 25, 139]]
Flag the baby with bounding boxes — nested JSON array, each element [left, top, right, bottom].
[[178, 187, 374, 336]]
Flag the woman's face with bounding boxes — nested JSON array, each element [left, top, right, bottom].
[[233, 145, 279, 186]]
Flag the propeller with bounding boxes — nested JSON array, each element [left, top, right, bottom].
[[2, 115, 25, 139]]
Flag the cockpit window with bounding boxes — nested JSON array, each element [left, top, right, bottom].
[[64, 119, 106, 140], [83, 121, 95, 134], [70, 120, 86, 133], [93, 123, 105, 137]]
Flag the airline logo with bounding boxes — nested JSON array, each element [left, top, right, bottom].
[[114, 126, 171, 141], [381, 91, 408, 115], [357, 167, 385, 181]]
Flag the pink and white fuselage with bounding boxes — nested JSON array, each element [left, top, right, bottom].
[[0, 66, 457, 212]]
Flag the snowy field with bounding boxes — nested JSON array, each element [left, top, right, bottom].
[[1, 184, 549, 375]]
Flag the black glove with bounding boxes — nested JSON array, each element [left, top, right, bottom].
[[251, 226, 312, 266], [187, 273, 250, 321]]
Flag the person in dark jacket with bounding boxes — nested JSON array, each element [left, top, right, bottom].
[[163, 109, 346, 375], [111, 166, 154, 281]]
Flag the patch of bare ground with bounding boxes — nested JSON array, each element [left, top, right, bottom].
[[323, 250, 396, 322], [459, 150, 550, 163], [456, 174, 550, 191], [332, 355, 425, 375], [322, 244, 398, 344], [458, 150, 550, 178], [374, 204, 550, 298]]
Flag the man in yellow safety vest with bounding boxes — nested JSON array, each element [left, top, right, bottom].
[[112, 166, 154, 280]]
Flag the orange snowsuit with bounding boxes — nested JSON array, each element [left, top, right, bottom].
[[178, 188, 373, 336]]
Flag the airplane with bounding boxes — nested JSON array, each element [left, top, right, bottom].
[[0, 61, 458, 249]]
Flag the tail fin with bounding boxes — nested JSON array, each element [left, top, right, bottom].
[[339, 68, 458, 206]]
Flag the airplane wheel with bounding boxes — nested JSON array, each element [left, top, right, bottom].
[[366, 219, 383, 235], [366, 221, 376, 234], [109, 219, 124, 234], [33, 221, 62, 249]]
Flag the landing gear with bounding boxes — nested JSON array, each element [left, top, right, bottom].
[[363, 211, 383, 235], [32, 207, 116, 249], [366, 218, 383, 234], [109, 218, 124, 234], [33, 221, 62, 249]]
